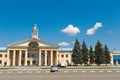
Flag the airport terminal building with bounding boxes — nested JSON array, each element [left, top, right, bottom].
[[0, 24, 120, 66], [0, 24, 72, 66]]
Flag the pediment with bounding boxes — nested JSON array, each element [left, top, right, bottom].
[[7, 38, 58, 48]]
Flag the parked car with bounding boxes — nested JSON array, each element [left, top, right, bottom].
[[56, 62, 67, 68]]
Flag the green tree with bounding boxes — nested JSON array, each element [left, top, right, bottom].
[[89, 45, 95, 66], [94, 40, 104, 66], [104, 44, 111, 66], [72, 38, 82, 65], [82, 40, 88, 65]]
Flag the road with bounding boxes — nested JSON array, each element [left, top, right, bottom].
[[0, 70, 120, 80]]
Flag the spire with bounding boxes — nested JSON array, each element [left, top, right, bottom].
[[32, 24, 39, 39]]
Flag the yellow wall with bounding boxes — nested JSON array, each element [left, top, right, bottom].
[[58, 51, 72, 64], [0, 52, 8, 66]]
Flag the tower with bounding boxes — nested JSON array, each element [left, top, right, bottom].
[[32, 24, 39, 39]]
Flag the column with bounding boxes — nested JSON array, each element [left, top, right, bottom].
[[18, 50, 22, 66], [24, 50, 28, 66], [45, 50, 47, 66], [56, 50, 58, 64], [50, 51, 53, 66], [12, 50, 16, 66], [39, 50, 41, 66], [7, 50, 10, 66], [30, 60, 32, 66]]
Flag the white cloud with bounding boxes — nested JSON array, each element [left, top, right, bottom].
[[86, 22, 102, 35], [61, 24, 80, 36], [58, 42, 70, 46]]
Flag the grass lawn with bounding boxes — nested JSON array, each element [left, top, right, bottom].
[[0, 68, 9, 70], [0, 68, 14, 70]]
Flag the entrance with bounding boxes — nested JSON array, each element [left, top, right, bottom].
[[28, 41, 39, 66], [32, 60, 38, 66]]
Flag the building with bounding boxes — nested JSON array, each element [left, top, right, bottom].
[[0, 24, 72, 66], [0, 24, 120, 66], [111, 51, 120, 66]]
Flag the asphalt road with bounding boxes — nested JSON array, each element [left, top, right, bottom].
[[0, 70, 120, 80]]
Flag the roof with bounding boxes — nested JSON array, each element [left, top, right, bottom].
[[112, 51, 120, 54], [58, 48, 73, 51], [7, 38, 59, 48]]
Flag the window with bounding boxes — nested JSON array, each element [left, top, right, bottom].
[[66, 54, 68, 58], [30, 53, 38, 58], [0, 54, 2, 57], [66, 60, 69, 64], [28, 53, 30, 58], [22, 53, 25, 58], [5, 54, 7, 57], [4, 62, 7, 66], [31, 45, 37, 48], [0, 60, 2, 64], [61, 54, 64, 58]]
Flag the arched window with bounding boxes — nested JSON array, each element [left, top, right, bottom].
[[28, 41, 39, 48]]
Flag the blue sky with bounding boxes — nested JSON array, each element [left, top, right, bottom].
[[0, 0, 120, 51]]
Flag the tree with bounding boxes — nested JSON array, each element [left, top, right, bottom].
[[94, 40, 104, 66], [82, 40, 88, 65], [104, 44, 111, 66], [72, 38, 82, 65], [89, 45, 95, 66]]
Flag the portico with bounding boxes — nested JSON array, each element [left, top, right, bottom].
[[7, 49, 58, 66], [6, 24, 59, 66]]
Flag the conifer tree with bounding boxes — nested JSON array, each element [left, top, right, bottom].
[[94, 40, 104, 66], [89, 45, 95, 66], [82, 40, 88, 65], [104, 44, 111, 66], [72, 38, 82, 65]]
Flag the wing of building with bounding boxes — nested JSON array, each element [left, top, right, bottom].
[[0, 24, 72, 66]]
